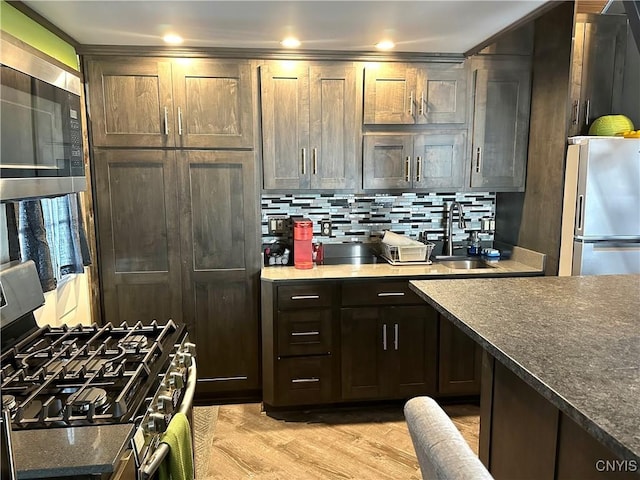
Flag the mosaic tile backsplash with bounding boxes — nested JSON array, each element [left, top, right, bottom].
[[261, 192, 496, 244]]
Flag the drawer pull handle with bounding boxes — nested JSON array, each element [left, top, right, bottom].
[[377, 292, 405, 297], [291, 378, 320, 384], [201, 376, 248, 382], [291, 331, 320, 336], [291, 295, 320, 300]]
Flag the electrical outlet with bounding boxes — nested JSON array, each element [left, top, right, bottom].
[[268, 216, 288, 234], [320, 219, 332, 236]]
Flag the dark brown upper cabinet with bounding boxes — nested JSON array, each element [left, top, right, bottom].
[[469, 56, 531, 191], [569, 13, 627, 136], [363, 131, 466, 191], [363, 62, 467, 125], [260, 61, 359, 190], [85, 57, 253, 149]]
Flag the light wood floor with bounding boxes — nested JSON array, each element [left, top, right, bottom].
[[198, 402, 479, 479]]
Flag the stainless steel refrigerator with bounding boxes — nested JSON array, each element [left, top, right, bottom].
[[559, 137, 640, 276]]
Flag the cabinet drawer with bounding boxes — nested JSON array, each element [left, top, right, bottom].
[[277, 309, 332, 356], [342, 281, 422, 306], [278, 284, 334, 309], [275, 356, 334, 406]]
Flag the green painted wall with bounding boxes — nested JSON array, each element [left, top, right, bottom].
[[0, 1, 78, 70]]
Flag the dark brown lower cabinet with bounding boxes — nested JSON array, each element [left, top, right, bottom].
[[481, 355, 637, 480], [262, 279, 480, 409], [438, 316, 482, 395], [340, 305, 437, 400], [93, 148, 261, 399], [261, 281, 338, 408]]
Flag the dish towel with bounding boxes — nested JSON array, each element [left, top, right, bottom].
[[159, 412, 194, 480], [17, 200, 56, 292]]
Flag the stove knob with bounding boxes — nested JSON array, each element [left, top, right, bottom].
[[157, 394, 174, 414], [182, 342, 196, 355], [147, 412, 168, 433], [176, 352, 192, 368], [168, 371, 184, 389]]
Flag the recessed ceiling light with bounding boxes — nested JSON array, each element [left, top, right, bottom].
[[163, 33, 183, 45], [375, 40, 395, 50], [281, 37, 301, 48]]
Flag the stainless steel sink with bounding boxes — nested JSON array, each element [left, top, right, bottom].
[[435, 257, 495, 270]]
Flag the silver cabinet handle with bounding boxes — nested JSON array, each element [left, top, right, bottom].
[[394, 323, 399, 350], [291, 331, 320, 336], [416, 156, 422, 183], [409, 91, 414, 116], [475, 147, 482, 173], [405, 156, 411, 182], [291, 378, 320, 384], [177, 107, 183, 135], [577, 195, 584, 231], [382, 324, 387, 351], [163, 106, 169, 135], [377, 292, 405, 297], [301, 148, 306, 175], [585, 99, 591, 126], [572, 99, 580, 125], [419, 91, 424, 116], [313, 148, 318, 175], [202, 376, 248, 382], [291, 295, 319, 300]]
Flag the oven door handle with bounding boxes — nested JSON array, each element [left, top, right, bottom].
[[139, 357, 198, 479]]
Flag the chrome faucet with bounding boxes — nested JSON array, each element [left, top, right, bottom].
[[446, 201, 466, 256]]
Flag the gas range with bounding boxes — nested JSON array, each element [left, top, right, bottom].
[[1, 320, 185, 430], [0, 261, 196, 479]]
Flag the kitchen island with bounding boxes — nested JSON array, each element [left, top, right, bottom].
[[410, 275, 640, 479]]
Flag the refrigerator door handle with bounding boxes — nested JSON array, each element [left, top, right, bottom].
[[576, 195, 584, 232]]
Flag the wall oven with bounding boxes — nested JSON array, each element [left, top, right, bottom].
[[0, 36, 85, 202]]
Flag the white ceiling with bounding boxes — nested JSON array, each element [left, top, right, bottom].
[[23, 0, 550, 54]]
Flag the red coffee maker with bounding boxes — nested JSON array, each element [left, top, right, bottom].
[[293, 218, 313, 269]]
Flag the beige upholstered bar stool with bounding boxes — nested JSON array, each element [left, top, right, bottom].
[[404, 397, 493, 480]]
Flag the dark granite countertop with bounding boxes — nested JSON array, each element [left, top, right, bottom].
[[409, 275, 640, 463], [13, 423, 134, 479]]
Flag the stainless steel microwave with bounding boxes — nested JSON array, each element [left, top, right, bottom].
[[0, 36, 86, 202]]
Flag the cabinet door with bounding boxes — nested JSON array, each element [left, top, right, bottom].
[[363, 135, 413, 189], [178, 150, 260, 394], [570, 14, 627, 136], [416, 63, 467, 124], [470, 58, 531, 191], [93, 150, 182, 324], [260, 63, 310, 189], [340, 307, 384, 400], [438, 316, 481, 395], [363, 64, 418, 124], [85, 57, 174, 147], [309, 64, 358, 189], [384, 306, 437, 397], [414, 131, 466, 190], [172, 60, 253, 148]]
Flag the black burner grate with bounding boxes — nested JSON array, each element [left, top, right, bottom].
[[0, 320, 184, 429]]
